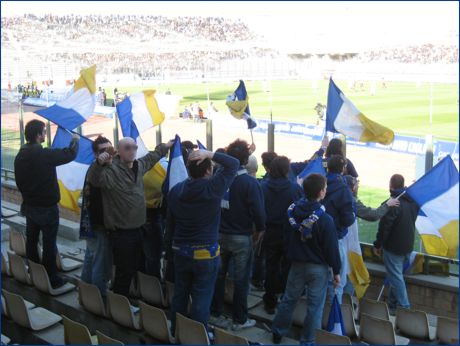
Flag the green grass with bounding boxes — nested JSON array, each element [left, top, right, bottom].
[[105, 79, 459, 141]]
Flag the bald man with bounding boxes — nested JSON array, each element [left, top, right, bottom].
[[88, 137, 173, 296]]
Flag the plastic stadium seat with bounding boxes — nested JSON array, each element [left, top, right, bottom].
[[292, 297, 308, 327], [2, 252, 11, 276], [9, 230, 26, 257], [28, 261, 75, 296], [8, 252, 32, 285], [321, 302, 331, 330], [56, 250, 82, 272], [315, 329, 352, 345], [395, 307, 433, 341], [359, 298, 390, 321], [78, 281, 107, 317], [214, 327, 249, 345], [138, 271, 167, 307], [175, 313, 210, 345], [341, 303, 359, 340], [436, 316, 459, 345], [139, 301, 174, 343], [107, 290, 140, 330], [359, 313, 409, 345], [1, 334, 11, 345], [96, 330, 124, 345], [62, 315, 96, 345], [342, 293, 353, 308], [2, 289, 61, 331], [2, 293, 35, 317]]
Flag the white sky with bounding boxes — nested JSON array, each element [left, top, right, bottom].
[[2, 1, 458, 51]]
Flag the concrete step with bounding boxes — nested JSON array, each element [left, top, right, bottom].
[[1, 223, 10, 241]]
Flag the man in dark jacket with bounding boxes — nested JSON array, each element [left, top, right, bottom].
[[271, 173, 341, 345], [260, 156, 303, 314], [14, 119, 79, 288], [211, 139, 266, 331], [167, 148, 239, 334], [322, 155, 355, 303], [373, 174, 419, 311]]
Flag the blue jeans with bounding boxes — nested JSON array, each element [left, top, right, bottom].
[[327, 238, 347, 304], [24, 204, 61, 287], [141, 209, 164, 278], [171, 253, 220, 334], [81, 228, 113, 297], [383, 250, 410, 309], [272, 262, 329, 344], [212, 234, 253, 324]]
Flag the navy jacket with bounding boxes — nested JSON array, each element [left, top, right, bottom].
[[261, 176, 303, 230], [286, 199, 341, 275], [167, 152, 239, 247], [220, 171, 266, 235], [322, 173, 356, 239], [374, 189, 420, 255]]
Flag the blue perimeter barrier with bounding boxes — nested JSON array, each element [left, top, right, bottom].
[[253, 119, 459, 160]]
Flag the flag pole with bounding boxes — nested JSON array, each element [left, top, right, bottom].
[[395, 190, 406, 200]]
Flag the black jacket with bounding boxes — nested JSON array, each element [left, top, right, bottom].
[[286, 199, 341, 275], [14, 140, 79, 207], [374, 189, 420, 255]]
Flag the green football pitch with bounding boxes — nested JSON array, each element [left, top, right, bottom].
[[105, 79, 459, 141]]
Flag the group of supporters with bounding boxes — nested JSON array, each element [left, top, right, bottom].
[[14, 119, 419, 344]]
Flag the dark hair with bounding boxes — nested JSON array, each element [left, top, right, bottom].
[[302, 174, 327, 200], [325, 138, 343, 158], [226, 139, 250, 166], [187, 158, 212, 179], [269, 156, 290, 179], [390, 174, 405, 190], [344, 175, 357, 189], [24, 119, 45, 143], [261, 151, 278, 170], [327, 154, 346, 174], [92, 135, 111, 153]]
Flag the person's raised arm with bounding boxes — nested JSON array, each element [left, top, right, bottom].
[[43, 133, 80, 166], [138, 140, 174, 175]]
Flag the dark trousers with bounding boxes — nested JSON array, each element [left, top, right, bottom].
[[111, 228, 143, 297], [24, 204, 61, 286], [263, 232, 291, 309], [140, 208, 164, 279], [171, 253, 220, 334]]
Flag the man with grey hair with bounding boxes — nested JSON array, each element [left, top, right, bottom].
[[88, 137, 173, 296]]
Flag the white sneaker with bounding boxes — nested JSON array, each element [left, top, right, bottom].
[[209, 315, 231, 329], [232, 318, 256, 331]]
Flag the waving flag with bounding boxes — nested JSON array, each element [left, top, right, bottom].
[[197, 139, 207, 150], [116, 90, 165, 158], [297, 157, 326, 180], [144, 158, 168, 208], [164, 135, 188, 192], [327, 295, 345, 336], [326, 79, 394, 145], [52, 127, 94, 212], [343, 220, 370, 299], [226, 80, 257, 129], [36, 65, 96, 130], [406, 155, 459, 258]]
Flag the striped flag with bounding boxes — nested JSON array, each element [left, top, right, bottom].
[[197, 139, 207, 150], [326, 78, 394, 145], [164, 135, 188, 192], [327, 294, 346, 336], [226, 80, 257, 129], [297, 157, 326, 180], [36, 65, 96, 130], [52, 127, 94, 212]]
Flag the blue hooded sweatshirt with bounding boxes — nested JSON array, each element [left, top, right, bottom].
[[220, 170, 266, 235], [167, 152, 239, 246], [286, 199, 341, 275], [322, 173, 356, 239], [261, 176, 303, 230]]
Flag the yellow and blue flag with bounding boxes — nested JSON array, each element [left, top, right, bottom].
[[116, 90, 165, 158], [226, 80, 257, 129], [52, 127, 94, 212], [406, 155, 459, 258], [164, 135, 188, 192], [326, 79, 394, 145], [36, 65, 96, 130]]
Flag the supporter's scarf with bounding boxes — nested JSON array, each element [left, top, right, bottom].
[[287, 202, 325, 241], [221, 168, 248, 209]]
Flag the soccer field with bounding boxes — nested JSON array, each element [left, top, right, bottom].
[[105, 79, 459, 141]]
